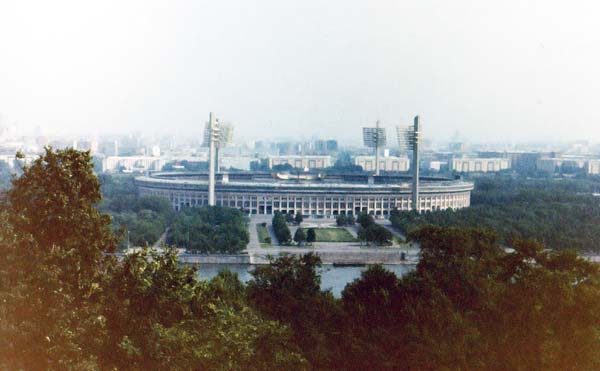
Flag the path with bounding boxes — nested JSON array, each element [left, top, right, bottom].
[[376, 219, 406, 241], [153, 228, 169, 248]]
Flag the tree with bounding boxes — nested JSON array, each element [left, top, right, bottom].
[[294, 228, 306, 245], [273, 212, 292, 245], [357, 226, 368, 245], [399, 225, 600, 370], [100, 248, 306, 370], [295, 213, 304, 225], [341, 265, 403, 369], [286, 212, 295, 224], [0, 148, 118, 369], [357, 212, 374, 228], [306, 228, 316, 244], [247, 254, 346, 369], [331, 151, 363, 173], [0, 148, 307, 370], [389, 176, 600, 252], [336, 214, 346, 226], [346, 214, 356, 225], [167, 206, 249, 253], [365, 224, 392, 246]]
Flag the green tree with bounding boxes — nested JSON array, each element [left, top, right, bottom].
[[273, 212, 292, 245], [247, 254, 346, 369], [0, 148, 118, 369], [357, 226, 368, 245], [400, 225, 600, 370], [294, 228, 306, 245], [0, 148, 307, 370], [286, 212, 295, 224], [167, 206, 249, 253], [341, 265, 403, 369], [331, 151, 363, 173], [357, 212, 374, 228], [295, 213, 304, 225], [365, 224, 392, 245], [100, 248, 306, 370], [336, 214, 346, 226], [306, 228, 316, 244]]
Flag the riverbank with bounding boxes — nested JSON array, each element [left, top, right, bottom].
[[117, 247, 419, 265], [176, 248, 419, 265]]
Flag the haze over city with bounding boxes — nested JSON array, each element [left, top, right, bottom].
[[1, 0, 599, 144]]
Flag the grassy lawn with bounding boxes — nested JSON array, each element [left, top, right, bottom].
[[313, 228, 356, 242], [256, 223, 271, 244]]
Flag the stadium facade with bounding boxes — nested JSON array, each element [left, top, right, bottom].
[[136, 172, 474, 216]]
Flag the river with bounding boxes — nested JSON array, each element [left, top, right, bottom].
[[194, 263, 416, 297]]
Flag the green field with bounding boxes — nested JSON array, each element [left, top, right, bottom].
[[313, 228, 356, 242], [256, 223, 271, 244]]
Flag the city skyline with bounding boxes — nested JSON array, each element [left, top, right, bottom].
[[2, 1, 600, 143]]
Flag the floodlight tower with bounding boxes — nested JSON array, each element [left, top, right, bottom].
[[362, 120, 387, 176], [207, 112, 219, 206], [412, 116, 421, 212], [396, 116, 421, 211], [203, 121, 233, 172]]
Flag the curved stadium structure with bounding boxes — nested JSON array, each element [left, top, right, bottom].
[[136, 172, 474, 216]]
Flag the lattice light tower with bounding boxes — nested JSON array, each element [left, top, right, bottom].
[[203, 120, 233, 172], [205, 112, 220, 206], [362, 120, 387, 176], [397, 116, 421, 211]]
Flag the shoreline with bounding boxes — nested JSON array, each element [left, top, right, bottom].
[[115, 248, 420, 265]]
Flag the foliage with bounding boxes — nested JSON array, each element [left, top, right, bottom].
[[0, 148, 118, 369], [294, 228, 306, 245], [272, 211, 292, 244], [336, 213, 355, 226], [99, 248, 306, 370], [247, 254, 346, 369], [306, 228, 316, 244], [390, 176, 600, 251], [167, 206, 249, 254], [285, 212, 295, 224], [357, 212, 375, 228], [4, 150, 600, 370], [294, 213, 304, 224], [336, 214, 345, 226], [336, 226, 600, 370], [355, 213, 391, 245], [329, 151, 363, 173], [0, 148, 306, 370], [98, 174, 173, 249]]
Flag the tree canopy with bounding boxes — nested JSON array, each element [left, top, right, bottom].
[[2, 149, 600, 370], [167, 206, 249, 254], [391, 176, 600, 251], [0, 148, 304, 370]]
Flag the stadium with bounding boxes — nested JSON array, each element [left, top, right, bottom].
[[135, 172, 474, 216]]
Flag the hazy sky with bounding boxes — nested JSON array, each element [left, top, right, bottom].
[[1, 0, 599, 144]]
